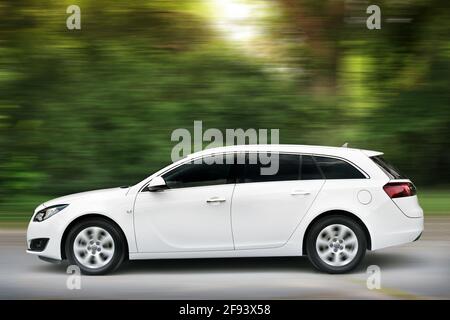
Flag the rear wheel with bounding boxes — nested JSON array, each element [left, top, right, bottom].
[[65, 218, 126, 275], [306, 215, 367, 273]]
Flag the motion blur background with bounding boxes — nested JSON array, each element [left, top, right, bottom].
[[0, 0, 449, 225]]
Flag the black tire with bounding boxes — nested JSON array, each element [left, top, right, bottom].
[[65, 218, 126, 275], [306, 215, 367, 274]]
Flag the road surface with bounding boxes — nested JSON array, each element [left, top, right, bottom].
[[0, 217, 449, 299]]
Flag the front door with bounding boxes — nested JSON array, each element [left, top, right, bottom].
[[133, 156, 235, 252]]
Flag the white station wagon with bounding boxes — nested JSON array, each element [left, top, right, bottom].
[[27, 144, 424, 274]]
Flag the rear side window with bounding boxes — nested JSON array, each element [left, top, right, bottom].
[[371, 156, 406, 179], [241, 153, 300, 183], [314, 156, 366, 179], [300, 155, 323, 180]]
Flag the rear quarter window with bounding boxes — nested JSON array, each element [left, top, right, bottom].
[[314, 156, 366, 179]]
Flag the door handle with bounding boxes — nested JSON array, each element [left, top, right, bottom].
[[291, 190, 311, 196], [206, 197, 226, 203]]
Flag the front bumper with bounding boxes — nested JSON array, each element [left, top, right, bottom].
[[28, 238, 49, 252], [26, 218, 66, 261]]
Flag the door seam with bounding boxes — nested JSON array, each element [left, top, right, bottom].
[[230, 183, 237, 250]]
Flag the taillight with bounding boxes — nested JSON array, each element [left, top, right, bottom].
[[383, 182, 416, 198]]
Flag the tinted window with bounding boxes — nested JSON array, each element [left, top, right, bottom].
[[314, 156, 366, 179], [371, 156, 406, 179], [163, 156, 233, 189], [241, 153, 300, 183], [301, 155, 323, 180]]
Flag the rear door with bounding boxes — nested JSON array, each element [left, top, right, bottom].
[[231, 153, 325, 249]]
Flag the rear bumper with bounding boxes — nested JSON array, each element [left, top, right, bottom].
[[365, 186, 425, 250], [393, 195, 423, 218], [370, 214, 424, 250], [413, 232, 422, 242]]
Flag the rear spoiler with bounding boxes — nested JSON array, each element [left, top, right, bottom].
[[360, 149, 383, 157]]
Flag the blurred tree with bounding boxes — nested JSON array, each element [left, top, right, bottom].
[[0, 0, 448, 213]]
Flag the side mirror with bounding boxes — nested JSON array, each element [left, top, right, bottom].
[[146, 176, 167, 192]]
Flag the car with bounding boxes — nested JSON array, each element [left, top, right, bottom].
[[26, 144, 424, 275]]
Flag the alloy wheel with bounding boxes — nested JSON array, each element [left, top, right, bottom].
[[315, 224, 358, 267], [73, 226, 115, 269]]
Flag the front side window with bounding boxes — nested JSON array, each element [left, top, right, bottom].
[[162, 156, 234, 189], [240, 153, 301, 183], [314, 156, 366, 179]]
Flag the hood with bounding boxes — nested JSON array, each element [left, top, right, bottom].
[[42, 187, 129, 208]]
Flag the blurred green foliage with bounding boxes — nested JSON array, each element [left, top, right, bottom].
[[0, 0, 449, 217]]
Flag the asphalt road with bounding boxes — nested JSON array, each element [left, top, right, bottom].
[[0, 217, 449, 299]]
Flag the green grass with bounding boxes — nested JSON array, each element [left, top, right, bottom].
[[0, 189, 449, 229]]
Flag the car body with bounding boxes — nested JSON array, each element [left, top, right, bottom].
[[26, 144, 424, 274]]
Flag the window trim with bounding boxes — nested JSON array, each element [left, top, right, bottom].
[[140, 150, 370, 192], [234, 152, 369, 183]]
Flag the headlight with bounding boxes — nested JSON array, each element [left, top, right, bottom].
[[33, 204, 69, 222]]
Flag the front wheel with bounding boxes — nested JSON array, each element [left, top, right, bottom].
[[65, 218, 126, 275], [306, 215, 367, 274]]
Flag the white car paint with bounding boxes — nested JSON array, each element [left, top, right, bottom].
[[134, 184, 235, 252], [231, 179, 324, 250], [26, 144, 423, 263]]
